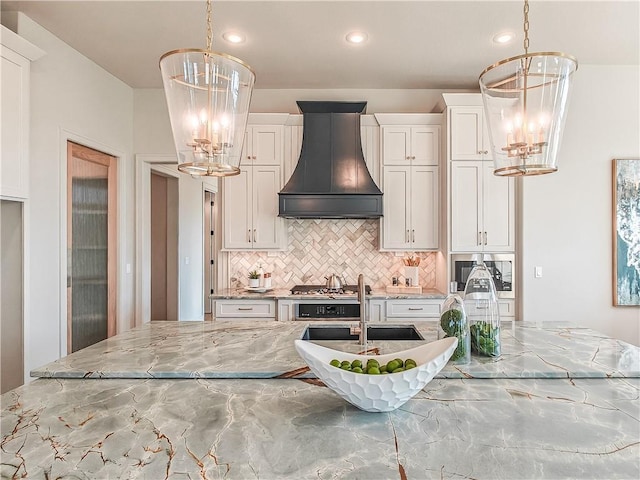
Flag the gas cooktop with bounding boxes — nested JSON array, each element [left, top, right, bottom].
[[290, 285, 372, 295]]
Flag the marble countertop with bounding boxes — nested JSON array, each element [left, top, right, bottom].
[[30, 321, 640, 380], [4, 321, 640, 479], [2, 376, 638, 479], [210, 288, 447, 300]]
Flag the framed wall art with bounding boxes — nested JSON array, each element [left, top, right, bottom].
[[613, 158, 640, 306]]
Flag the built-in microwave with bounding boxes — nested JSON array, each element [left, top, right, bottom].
[[451, 254, 515, 299]]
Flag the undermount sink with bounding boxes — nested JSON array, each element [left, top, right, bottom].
[[301, 324, 424, 341]]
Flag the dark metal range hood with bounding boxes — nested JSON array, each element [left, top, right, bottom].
[[278, 101, 383, 219]]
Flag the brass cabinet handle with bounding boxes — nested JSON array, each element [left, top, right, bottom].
[[412, 229, 415, 242], [253, 229, 257, 242], [248, 229, 252, 242], [484, 231, 488, 245], [406, 230, 410, 243], [478, 231, 482, 245]]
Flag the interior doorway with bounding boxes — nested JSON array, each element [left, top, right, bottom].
[[204, 191, 216, 320], [1, 200, 24, 393], [66, 141, 117, 353], [150, 171, 179, 321]]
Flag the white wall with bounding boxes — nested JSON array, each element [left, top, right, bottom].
[[5, 13, 136, 373], [521, 65, 640, 346]]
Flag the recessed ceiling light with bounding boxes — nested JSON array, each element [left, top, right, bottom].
[[222, 32, 246, 44], [493, 31, 515, 44], [345, 31, 368, 44]]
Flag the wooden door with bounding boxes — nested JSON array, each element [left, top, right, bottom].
[[67, 142, 117, 353], [252, 165, 281, 249], [222, 168, 252, 249], [450, 162, 482, 252]]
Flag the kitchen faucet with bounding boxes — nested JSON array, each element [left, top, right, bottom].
[[350, 273, 367, 347]]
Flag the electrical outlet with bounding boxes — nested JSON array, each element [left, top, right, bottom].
[[534, 266, 543, 278]]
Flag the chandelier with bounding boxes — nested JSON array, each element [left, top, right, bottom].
[[479, 0, 578, 176], [159, 0, 255, 176]]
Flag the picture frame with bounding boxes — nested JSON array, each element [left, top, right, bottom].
[[613, 158, 640, 306]]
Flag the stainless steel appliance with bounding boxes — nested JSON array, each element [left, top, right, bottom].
[[291, 284, 371, 321], [451, 254, 515, 299]]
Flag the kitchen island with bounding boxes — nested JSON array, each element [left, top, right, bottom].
[[2, 321, 639, 479]]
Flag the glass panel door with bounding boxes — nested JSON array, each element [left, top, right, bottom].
[[67, 142, 117, 353]]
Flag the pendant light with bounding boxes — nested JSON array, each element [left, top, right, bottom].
[[159, 0, 255, 176], [479, 0, 578, 176]]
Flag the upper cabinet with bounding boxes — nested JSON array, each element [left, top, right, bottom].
[[376, 114, 442, 251], [450, 162, 515, 252], [1, 26, 45, 200], [381, 125, 439, 166], [449, 106, 491, 161], [441, 94, 517, 253], [241, 125, 283, 166], [223, 115, 288, 251]]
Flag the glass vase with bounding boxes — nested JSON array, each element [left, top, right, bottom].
[[438, 293, 470, 364], [463, 263, 501, 358]]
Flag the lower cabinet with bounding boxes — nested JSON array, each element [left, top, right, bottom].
[[385, 299, 442, 321], [214, 300, 276, 320]]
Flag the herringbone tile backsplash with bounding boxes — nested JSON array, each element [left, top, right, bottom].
[[229, 219, 436, 289]]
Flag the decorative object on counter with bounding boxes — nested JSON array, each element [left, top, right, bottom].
[[248, 270, 260, 288], [404, 267, 419, 287], [464, 263, 501, 357], [159, 0, 255, 177], [613, 158, 640, 306], [294, 338, 457, 412], [479, 0, 577, 177], [385, 285, 423, 294], [263, 272, 272, 289], [439, 293, 470, 364], [257, 263, 265, 287]]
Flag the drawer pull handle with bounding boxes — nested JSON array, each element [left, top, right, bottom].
[[408, 307, 424, 311], [237, 307, 254, 311]]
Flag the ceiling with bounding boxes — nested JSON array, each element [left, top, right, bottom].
[[1, 1, 638, 90]]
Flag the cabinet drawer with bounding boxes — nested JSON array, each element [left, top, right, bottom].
[[215, 300, 276, 319], [386, 300, 442, 318]]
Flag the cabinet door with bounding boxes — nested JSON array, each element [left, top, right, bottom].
[[1, 46, 29, 199], [482, 164, 515, 251], [450, 107, 485, 161], [250, 125, 283, 165], [381, 127, 411, 165], [450, 162, 482, 252], [410, 166, 439, 250], [223, 168, 252, 249], [381, 166, 410, 249], [252, 165, 283, 249], [411, 126, 440, 166]]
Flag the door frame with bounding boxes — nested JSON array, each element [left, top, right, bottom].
[[135, 154, 181, 325], [58, 130, 127, 358]]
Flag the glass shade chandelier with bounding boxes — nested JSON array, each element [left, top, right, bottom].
[[479, 0, 578, 176], [159, 0, 255, 176]]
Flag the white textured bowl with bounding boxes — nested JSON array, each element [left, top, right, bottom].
[[294, 338, 457, 412]]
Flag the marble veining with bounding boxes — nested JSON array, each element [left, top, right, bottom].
[[209, 288, 447, 300], [30, 321, 640, 380], [1, 377, 638, 479]]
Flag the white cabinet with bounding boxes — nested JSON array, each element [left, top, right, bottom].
[[223, 118, 287, 250], [1, 27, 44, 199], [450, 162, 515, 252], [381, 166, 439, 250], [385, 299, 442, 321], [223, 165, 284, 250], [378, 121, 441, 251], [214, 300, 276, 320], [450, 107, 491, 161], [381, 126, 439, 166], [241, 125, 283, 166]]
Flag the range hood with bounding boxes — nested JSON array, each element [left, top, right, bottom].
[[278, 101, 383, 219]]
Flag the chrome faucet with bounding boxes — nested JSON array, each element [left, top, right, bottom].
[[349, 273, 367, 346]]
